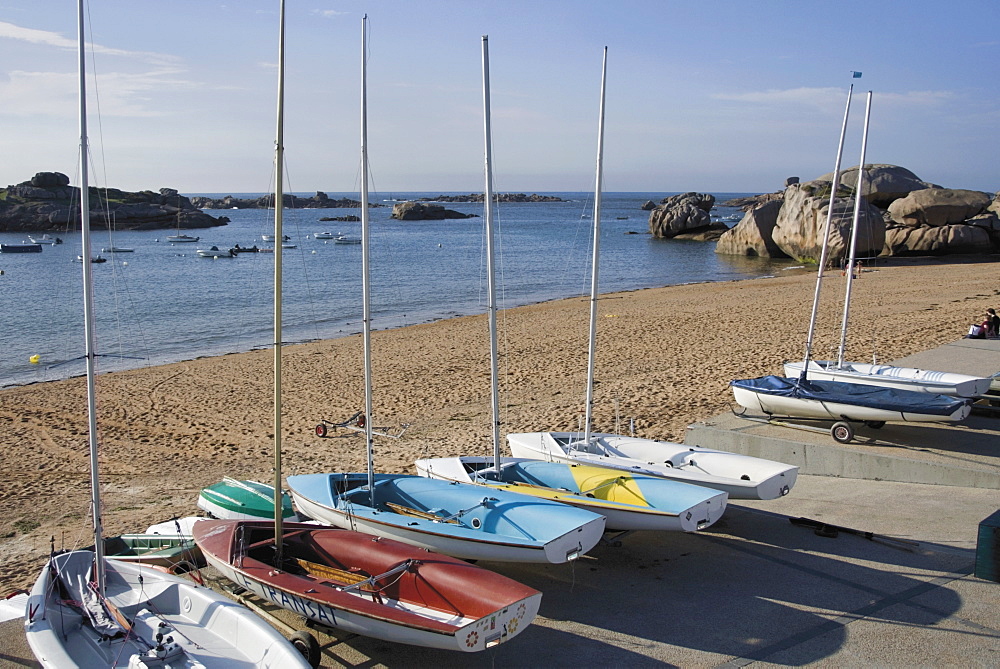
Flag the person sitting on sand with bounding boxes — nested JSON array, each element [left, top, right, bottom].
[[986, 308, 1000, 337], [969, 309, 999, 338]]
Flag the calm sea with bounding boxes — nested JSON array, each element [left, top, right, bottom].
[[0, 191, 799, 388]]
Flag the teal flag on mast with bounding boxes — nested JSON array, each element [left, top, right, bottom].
[[852, 71, 863, 78]]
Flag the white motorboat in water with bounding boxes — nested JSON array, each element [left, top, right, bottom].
[[507, 432, 798, 500], [196, 245, 235, 257], [28, 234, 63, 245]]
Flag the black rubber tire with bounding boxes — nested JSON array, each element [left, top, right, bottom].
[[831, 421, 854, 443], [315, 423, 327, 438], [290, 630, 321, 668], [865, 420, 886, 429]]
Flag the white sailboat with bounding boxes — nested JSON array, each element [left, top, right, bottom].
[[24, 5, 309, 667], [781, 360, 991, 398], [287, 25, 605, 565], [781, 101, 990, 399], [196, 14, 543, 653], [505, 52, 798, 502], [731, 89, 972, 441], [416, 44, 728, 533]]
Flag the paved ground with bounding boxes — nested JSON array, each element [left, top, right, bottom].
[[4, 473, 997, 668]]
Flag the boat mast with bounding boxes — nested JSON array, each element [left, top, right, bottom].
[[361, 15, 376, 506], [799, 83, 854, 380], [482, 36, 501, 471], [273, 0, 286, 560], [583, 47, 607, 445], [78, 0, 105, 596], [836, 91, 873, 368]]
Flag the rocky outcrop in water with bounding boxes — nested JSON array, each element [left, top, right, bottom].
[[415, 193, 565, 203], [0, 173, 227, 232], [189, 191, 378, 210], [648, 192, 728, 239], [715, 165, 999, 260], [390, 201, 477, 220]]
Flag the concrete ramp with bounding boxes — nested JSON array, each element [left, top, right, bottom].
[[687, 339, 1000, 489]]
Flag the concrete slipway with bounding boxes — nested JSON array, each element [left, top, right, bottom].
[[2, 341, 997, 667]]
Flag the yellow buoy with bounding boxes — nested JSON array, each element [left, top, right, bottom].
[[29, 354, 41, 364]]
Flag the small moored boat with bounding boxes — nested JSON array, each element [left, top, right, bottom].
[[1, 244, 43, 253]]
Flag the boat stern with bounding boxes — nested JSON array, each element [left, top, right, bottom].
[[455, 591, 542, 652]]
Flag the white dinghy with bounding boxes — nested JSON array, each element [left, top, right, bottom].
[[732, 89, 972, 442], [25, 6, 308, 666], [416, 44, 727, 535], [782, 360, 991, 398], [507, 432, 797, 500], [285, 24, 605, 565]]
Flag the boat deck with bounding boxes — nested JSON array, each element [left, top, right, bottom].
[[689, 338, 1000, 489]]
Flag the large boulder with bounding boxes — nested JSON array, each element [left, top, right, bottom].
[[887, 188, 992, 227], [816, 164, 938, 208], [648, 192, 726, 238], [30, 171, 70, 188], [884, 220, 997, 256], [771, 181, 884, 263], [714, 200, 788, 257], [390, 201, 476, 220]]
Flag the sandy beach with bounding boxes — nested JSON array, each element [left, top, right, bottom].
[[1, 256, 997, 593]]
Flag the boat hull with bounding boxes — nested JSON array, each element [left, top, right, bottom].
[[198, 478, 301, 521], [731, 376, 972, 423], [507, 432, 798, 501], [25, 550, 309, 668], [287, 473, 605, 563], [784, 360, 991, 398], [414, 456, 728, 532], [195, 520, 541, 652], [0, 244, 43, 253]]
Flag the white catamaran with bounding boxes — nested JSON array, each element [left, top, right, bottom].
[[731, 88, 972, 442]]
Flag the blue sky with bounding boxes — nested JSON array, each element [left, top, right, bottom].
[[1, 0, 997, 195]]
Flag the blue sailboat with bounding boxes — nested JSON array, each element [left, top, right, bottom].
[[286, 30, 605, 565]]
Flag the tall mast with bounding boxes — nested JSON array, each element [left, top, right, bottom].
[[272, 0, 286, 560], [583, 47, 607, 445], [361, 15, 376, 506], [799, 83, 854, 380], [836, 91, 873, 368], [482, 36, 501, 470], [78, 0, 105, 596]]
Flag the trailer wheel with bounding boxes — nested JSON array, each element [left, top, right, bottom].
[[315, 423, 327, 438], [864, 420, 886, 429], [290, 630, 320, 668], [831, 421, 854, 443]]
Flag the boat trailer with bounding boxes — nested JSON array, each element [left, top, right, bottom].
[[730, 405, 885, 443], [315, 410, 411, 439]]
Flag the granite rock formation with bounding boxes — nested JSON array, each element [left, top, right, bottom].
[[390, 201, 477, 220], [716, 165, 998, 260], [713, 200, 787, 257], [0, 173, 227, 232], [648, 192, 728, 239], [189, 191, 376, 210]]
